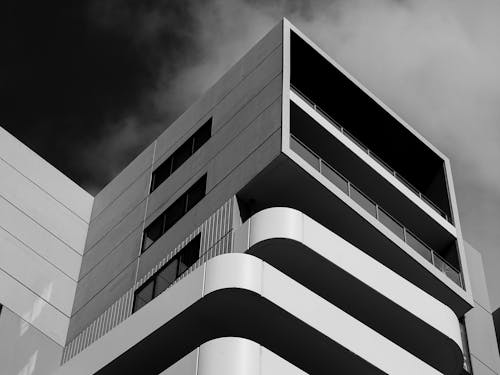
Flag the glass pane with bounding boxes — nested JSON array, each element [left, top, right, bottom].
[[133, 280, 154, 312], [321, 162, 348, 194], [151, 158, 172, 192], [164, 198, 186, 232], [433, 254, 462, 287], [133, 297, 148, 313], [349, 186, 377, 217], [193, 119, 212, 150], [155, 259, 178, 297], [179, 236, 201, 274], [406, 231, 432, 263], [186, 176, 206, 211], [290, 136, 320, 171], [142, 216, 164, 250], [378, 208, 404, 240], [171, 141, 193, 172]]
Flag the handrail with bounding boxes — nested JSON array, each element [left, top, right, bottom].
[[289, 84, 453, 225], [289, 134, 463, 288]]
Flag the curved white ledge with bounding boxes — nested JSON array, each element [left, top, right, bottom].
[[234, 207, 463, 373], [56, 254, 444, 375], [161, 337, 307, 375]]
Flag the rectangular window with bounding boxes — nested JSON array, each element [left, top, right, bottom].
[[133, 234, 201, 313], [151, 118, 212, 192], [142, 174, 207, 252]]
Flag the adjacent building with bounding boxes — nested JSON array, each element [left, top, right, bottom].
[[0, 19, 499, 375]]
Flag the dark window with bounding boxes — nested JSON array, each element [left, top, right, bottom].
[[151, 118, 212, 192], [186, 175, 207, 211], [142, 175, 207, 252], [142, 215, 165, 250], [133, 234, 201, 313], [193, 118, 212, 150], [133, 279, 154, 312], [155, 259, 178, 297], [179, 235, 201, 274]]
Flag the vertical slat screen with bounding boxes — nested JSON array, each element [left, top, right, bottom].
[[62, 197, 235, 364]]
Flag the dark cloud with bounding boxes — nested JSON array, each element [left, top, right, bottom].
[[3, 0, 500, 306], [0, 0, 203, 192]]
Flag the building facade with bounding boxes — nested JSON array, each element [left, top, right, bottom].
[[0, 19, 499, 375]]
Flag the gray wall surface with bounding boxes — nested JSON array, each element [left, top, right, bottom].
[[0, 126, 93, 375], [67, 21, 283, 341], [464, 241, 500, 374]]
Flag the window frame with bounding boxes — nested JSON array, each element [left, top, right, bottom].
[[133, 234, 201, 313], [150, 118, 212, 193], [142, 174, 207, 253]]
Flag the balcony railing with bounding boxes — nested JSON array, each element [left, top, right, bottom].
[[289, 134, 463, 288], [290, 84, 452, 225]]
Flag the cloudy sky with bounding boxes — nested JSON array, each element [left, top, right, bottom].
[[3, 0, 500, 307]]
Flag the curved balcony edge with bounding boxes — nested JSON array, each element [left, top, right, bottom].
[[233, 207, 464, 374], [53, 254, 447, 375]]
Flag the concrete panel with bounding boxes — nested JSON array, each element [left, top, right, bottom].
[[0, 226, 76, 315], [198, 337, 260, 375], [471, 356, 499, 375], [80, 202, 145, 279], [148, 73, 282, 220], [91, 142, 154, 221], [154, 48, 282, 167], [211, 48, 282, 135], [73, 228, 141, 313], [138, 131, 281, 281], [0, 158, 88, 253], [153, 23, 282, 164], [211, 98, 281, 187], [0, 268, 69, 345], [466, 305, 500, 372], [465, 241, 492, 310], [67, 260, 137, 342], [163, 338, 308, 375], [0, 127, 93, 222], [0, 195, 81, 279], [86, 172, 149, 249], [0, 306, 64, 375]]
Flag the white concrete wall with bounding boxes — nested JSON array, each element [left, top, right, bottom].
[[464, 241, 500, 374], [0, 127, 93, 374]]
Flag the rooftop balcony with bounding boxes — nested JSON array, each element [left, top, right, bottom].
[[290, 31, 453, 223]]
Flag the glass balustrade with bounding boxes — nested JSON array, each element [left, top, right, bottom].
[[290, 84, 452, 224], [289, 134, 463, 288]]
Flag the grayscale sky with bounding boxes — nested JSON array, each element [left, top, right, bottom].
[[2, 0, 500, 307]]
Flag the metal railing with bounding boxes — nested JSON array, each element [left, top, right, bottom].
[[290, 134, 463, 288], [290, 84, 453, 225]]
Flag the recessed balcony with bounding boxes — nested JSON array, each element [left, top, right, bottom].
[[289, 133, 462, 288], [236, 154, 470, 316], [290, 31, 453, 222]]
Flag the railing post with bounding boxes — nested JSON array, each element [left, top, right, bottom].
[[403, 227, 407, 243], [375, 205, 379, 220]]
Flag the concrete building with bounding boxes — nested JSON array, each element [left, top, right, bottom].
[[0, 19, 499, 375]]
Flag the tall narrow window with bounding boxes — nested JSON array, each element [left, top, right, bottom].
[[133, 234, 201, 313], [142, 174, 207, 252], [151, 118, 212, 192]]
